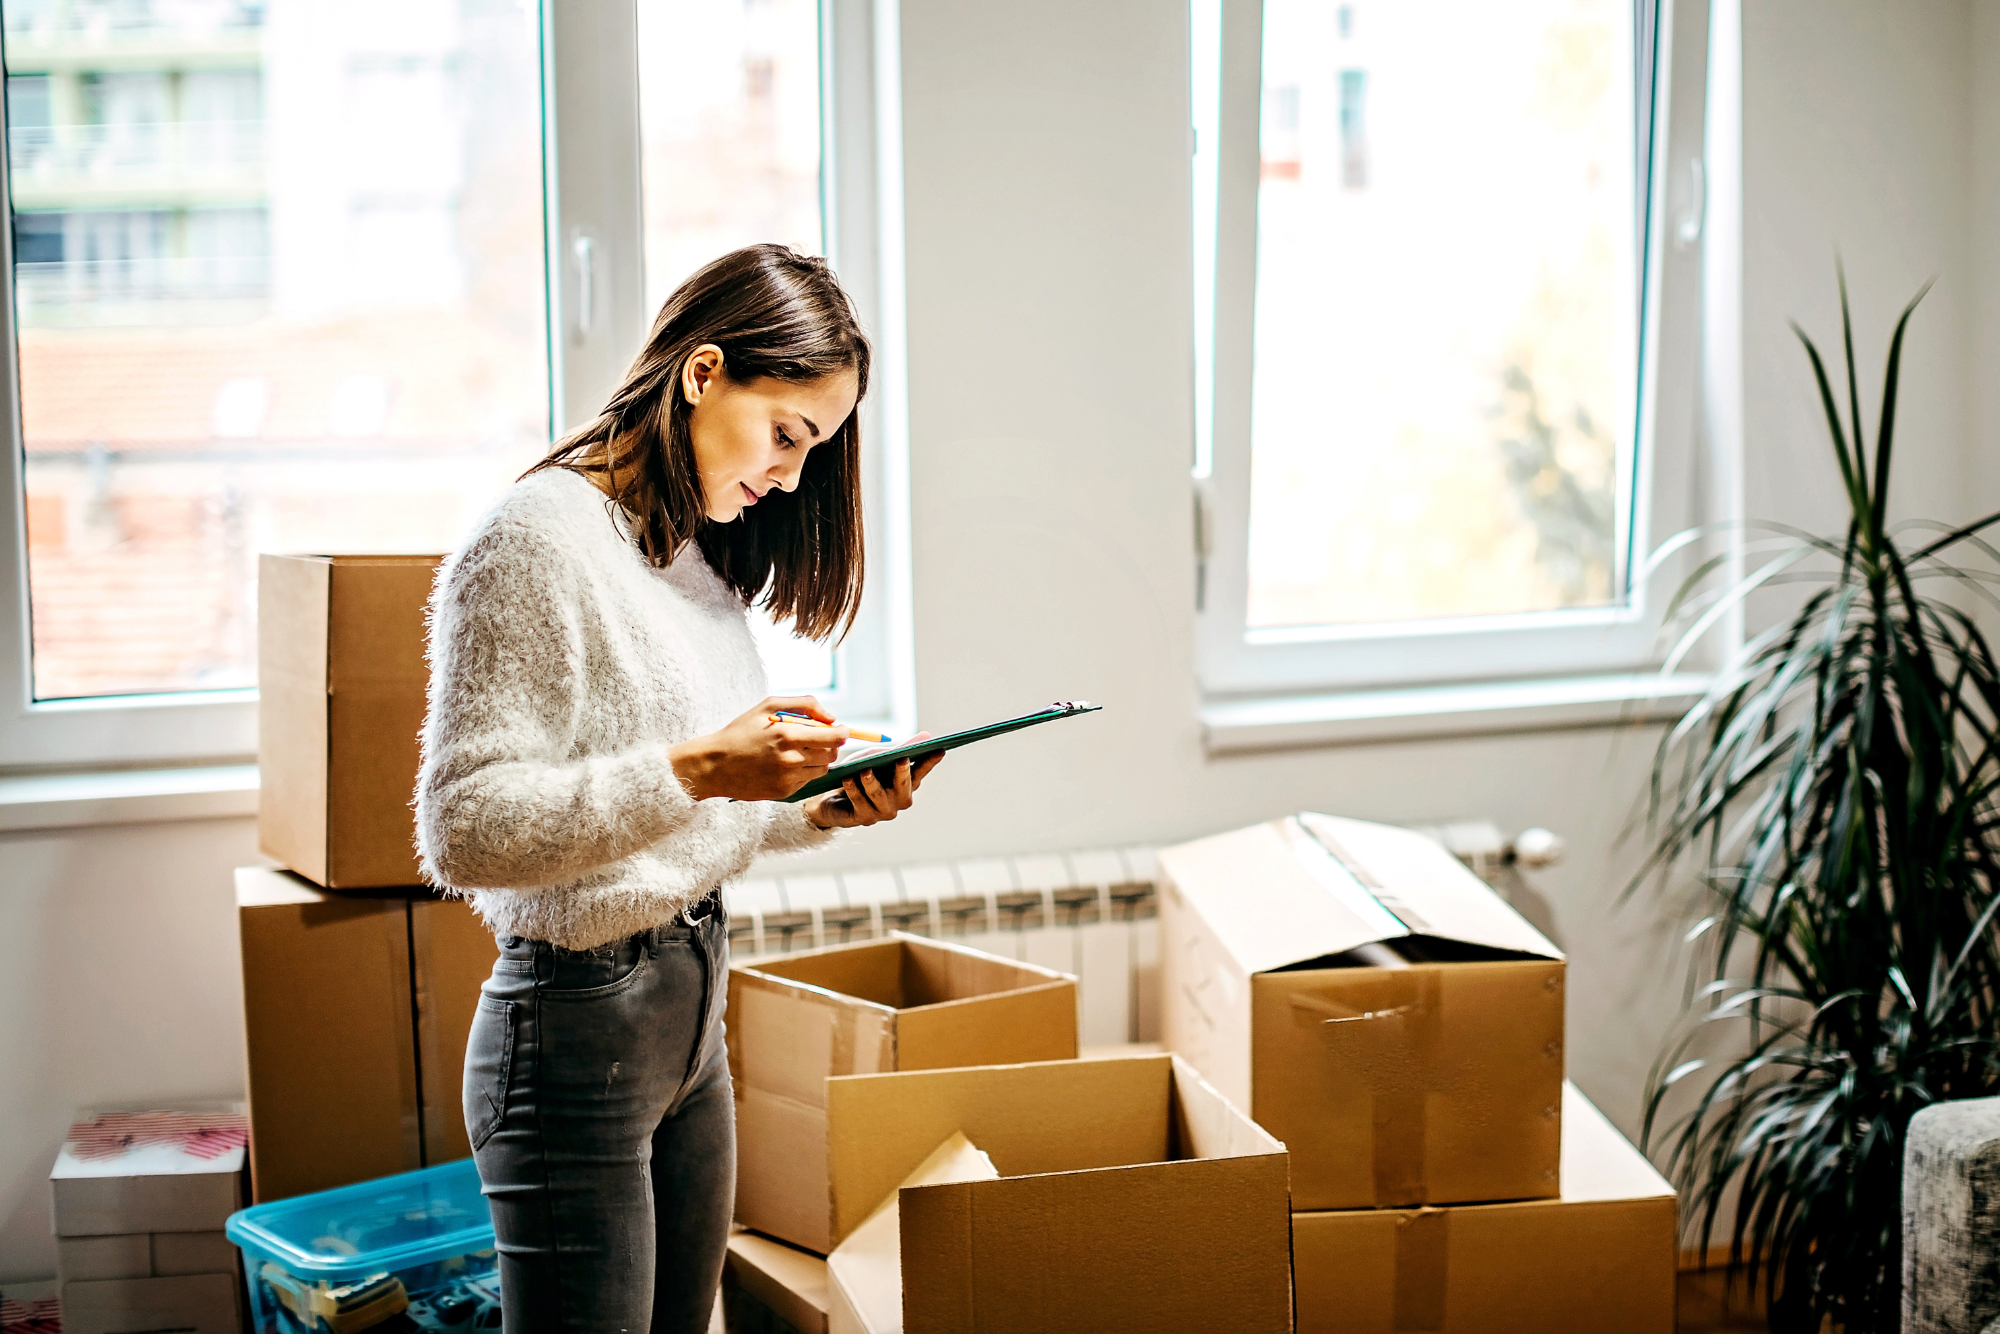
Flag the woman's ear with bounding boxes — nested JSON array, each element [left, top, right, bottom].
[[682, 344, 725, 406]]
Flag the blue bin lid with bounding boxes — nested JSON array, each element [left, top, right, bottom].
[[224, 1159, 492, 1282]]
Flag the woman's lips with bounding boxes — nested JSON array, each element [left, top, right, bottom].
[[740, 482, 759, 506]]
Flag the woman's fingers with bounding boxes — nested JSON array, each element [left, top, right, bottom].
[[840, 777, 876, 824], [764, 695, 834, 724]]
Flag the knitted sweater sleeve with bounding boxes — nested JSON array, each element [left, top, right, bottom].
[[415, 513, 701, 891], [760, 799, 839, 855]]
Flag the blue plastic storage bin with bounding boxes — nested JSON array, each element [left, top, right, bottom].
[[223, 1158, 498, 1333]]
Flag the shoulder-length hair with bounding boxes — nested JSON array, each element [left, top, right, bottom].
[[530, 244, 871, 642]]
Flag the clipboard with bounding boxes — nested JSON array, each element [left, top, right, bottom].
[[784, 700, 1103, 802]]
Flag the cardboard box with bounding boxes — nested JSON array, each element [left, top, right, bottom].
[[1160, 813, 1566, 1211], [258, 552, 441, 889], [729, 933, 1078, 1252], [59, 1272, 241, 1334], [725, 1231, 831, 1334], [824, 1053, 1292, 1332], [237, 867, 498, 1201], [51, 1128, 245, 1237], [1293, 1083, 1676, 1334]]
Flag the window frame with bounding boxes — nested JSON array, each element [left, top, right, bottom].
[[1194, 0, 1716, 701], [0, 0, 906, 770]]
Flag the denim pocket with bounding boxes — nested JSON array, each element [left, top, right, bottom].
[[464, 995, 515, 1151], [538, 947, 652, 1001]]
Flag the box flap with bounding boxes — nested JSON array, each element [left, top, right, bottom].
[[824, 1055, 1172, 1248], [257, 554, 331, 885], [727, 1232, 831, 1334], [1558, 1083, 1674, 1204], [1159, 819, 1412, 974], [827, 1133, 998, 1334], [1299, 814, 1563, 960], [1159, 816, 1560, 974], [1166, 1055, 1284, 1162], [747, 933, 1069, 1010], [897, 1153, 1293, 1333]]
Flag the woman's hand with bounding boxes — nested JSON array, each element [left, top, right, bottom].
[[669, 696, 846, 802], [804, 735, 946, 830]]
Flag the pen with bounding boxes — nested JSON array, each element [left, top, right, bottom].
[[767, 710, 892, 744]]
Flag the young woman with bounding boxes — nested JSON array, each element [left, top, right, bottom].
[[415, 245, 939, 1332]]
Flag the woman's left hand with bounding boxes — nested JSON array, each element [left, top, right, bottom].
[[804, 734, 945, 830]]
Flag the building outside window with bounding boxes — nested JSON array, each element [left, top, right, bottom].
[[0, 0, 875, 764], [1195, 0, 1702, 698]]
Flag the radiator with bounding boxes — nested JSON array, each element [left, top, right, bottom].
[[724, 821, 1559, 1050]]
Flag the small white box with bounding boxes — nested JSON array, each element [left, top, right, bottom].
[[51, 1106, 247, 1237], [59, 1273, 241, 1334], [56, 1234, 150, 1282], [52, 1140, 245, 1237], [152, 1230, 240, 1277]]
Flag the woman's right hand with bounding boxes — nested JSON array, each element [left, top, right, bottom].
[[668, 696, 846, 802]]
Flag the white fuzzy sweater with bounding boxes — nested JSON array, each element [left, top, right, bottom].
[[415, 467, 835, 948]]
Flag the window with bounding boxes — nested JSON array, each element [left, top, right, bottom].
[[637, 0, 837, 698], [0, 0, 898, 767], [1195, 0, 1708, 697]]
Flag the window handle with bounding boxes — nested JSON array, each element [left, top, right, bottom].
[[572, 232, 596, 337], [1675, 158, 1704, 248]]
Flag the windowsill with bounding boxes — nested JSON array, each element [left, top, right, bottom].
[[0, 681, 1706, 830], [0, 762, 260, 833], [1200, 672, 1711, 755]]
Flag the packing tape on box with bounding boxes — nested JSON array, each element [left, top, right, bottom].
[[1393, 1207, 1449, 1331], [1290, 969, 1445, 1206]]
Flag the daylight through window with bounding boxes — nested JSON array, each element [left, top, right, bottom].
[[7, 0, 548, 700], [1244, 0, 1639, 633]]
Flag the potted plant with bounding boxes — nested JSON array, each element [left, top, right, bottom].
[[1636, 273, 2000, 1332]]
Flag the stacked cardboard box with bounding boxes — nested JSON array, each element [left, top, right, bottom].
[[722, 934, 1296, 1331], [50, 1107, 248, 1334], [1160, 813, 1676, 1333], [242, 554, 498, 1204]]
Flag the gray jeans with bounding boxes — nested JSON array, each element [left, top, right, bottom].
[[465, 892, 733, 1334]]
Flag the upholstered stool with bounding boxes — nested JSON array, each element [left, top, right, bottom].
[[1905, 1096, 2000, 1333]]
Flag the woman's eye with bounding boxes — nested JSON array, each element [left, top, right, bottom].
[[776, 427, 795, 449]]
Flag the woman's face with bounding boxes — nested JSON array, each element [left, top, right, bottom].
[[682, 345, 859, 522]]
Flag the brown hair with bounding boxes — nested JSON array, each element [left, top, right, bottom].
[[531, 244, 871, 641]]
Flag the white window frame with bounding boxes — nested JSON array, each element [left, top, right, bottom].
[[1194, 0, 1716, 701], [0, 0, 909, 770]]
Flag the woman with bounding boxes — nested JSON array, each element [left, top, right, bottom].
[[415, 244, 939, 1332]]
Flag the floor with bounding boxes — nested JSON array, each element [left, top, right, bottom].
[[1678, 1265, 1770, 1332]]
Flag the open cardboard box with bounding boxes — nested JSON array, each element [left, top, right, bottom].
[[1160, 813, 1566, 1211], [823, 1052, 1292, 1333], [258, 552, 441, 890], [1293, 1082, 1676, 1334], [728, 932, 1078, 1252], [724, 1230, 831, 1334]]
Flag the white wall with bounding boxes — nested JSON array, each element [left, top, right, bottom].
[[0, 817, 262, 1279], [2, 0, 1991, 1283]]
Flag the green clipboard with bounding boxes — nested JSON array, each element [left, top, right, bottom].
[[784, 700, 1103, 802]]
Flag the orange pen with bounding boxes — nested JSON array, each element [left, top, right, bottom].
[[767, 710, 891, 744]]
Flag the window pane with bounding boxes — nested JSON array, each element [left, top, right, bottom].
[[9, 0, 549, 700], [636, 0, 832, 694], [1245, 0, 1638, 630]]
